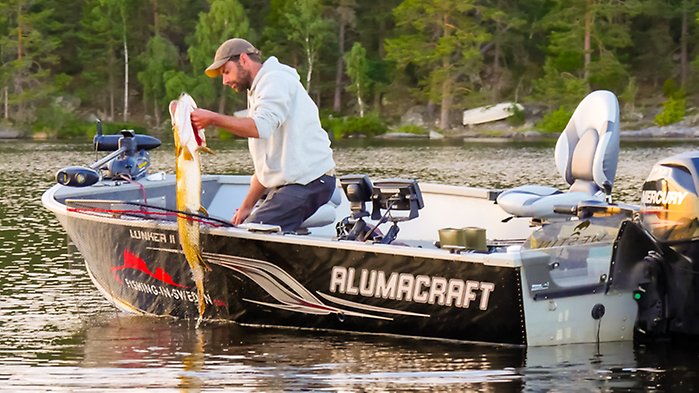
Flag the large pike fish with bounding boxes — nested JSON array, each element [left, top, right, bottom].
[[169, 93, 212, 326]]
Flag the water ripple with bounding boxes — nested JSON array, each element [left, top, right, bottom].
[[0, 139, 696, 391]]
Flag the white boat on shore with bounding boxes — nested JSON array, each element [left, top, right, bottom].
[[462, 102, 524, 126]]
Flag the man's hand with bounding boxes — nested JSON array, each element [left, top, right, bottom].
[[190, 108, 260, 139], [232, 206, 252, 225], [191, 108, 218, 130], [232, 175, 266, 226]]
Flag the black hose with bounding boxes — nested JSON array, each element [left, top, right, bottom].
[[124, 201, 235, 227]]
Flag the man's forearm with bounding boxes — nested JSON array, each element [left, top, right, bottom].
[[214, 113, 260, 138], [232, 174, 267, 225], [240, 175, 267, 210]]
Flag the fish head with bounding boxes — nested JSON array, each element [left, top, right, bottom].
[[169, 100, 178, 121], [169, 100, 181, 147], [170, 93, 207, 150]]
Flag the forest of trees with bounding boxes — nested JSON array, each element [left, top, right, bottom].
[[1, 0, 698, 138]]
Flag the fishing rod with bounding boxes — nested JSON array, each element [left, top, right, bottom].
[[67, 200, 234, 228], [127, 201, 234, 227]]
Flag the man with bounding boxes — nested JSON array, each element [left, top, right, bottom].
[[191, 38, 336, 232]]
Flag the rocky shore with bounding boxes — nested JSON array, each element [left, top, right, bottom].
[[380, 117, 699, 141], [2, 114, 698, 141]]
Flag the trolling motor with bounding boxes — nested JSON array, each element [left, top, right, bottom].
[[55, 119, 161, 187]]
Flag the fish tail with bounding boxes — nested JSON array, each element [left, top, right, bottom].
[[196, 279, 206, 320], [190, 262, 207, 325], [198, 252, 212, 272]]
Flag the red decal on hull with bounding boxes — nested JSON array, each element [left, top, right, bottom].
[[112, 250, 187, 288]]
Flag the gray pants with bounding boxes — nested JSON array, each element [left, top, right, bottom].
[[245, 174, 336, 232]]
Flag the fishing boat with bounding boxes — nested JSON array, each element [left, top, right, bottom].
[[42, 91, 699, 346]]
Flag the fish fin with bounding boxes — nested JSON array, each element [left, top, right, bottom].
[[198, 253, 212, 272], [199, 146, 215, 155], [183, 148, 194, 161], [199, 206, 209, 217]]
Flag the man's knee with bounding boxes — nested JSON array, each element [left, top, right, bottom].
[[245, 175, 336, 231]]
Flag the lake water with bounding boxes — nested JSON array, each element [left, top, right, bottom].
[[2, 138, 699, 391]]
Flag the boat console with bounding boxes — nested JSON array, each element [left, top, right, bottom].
[[370, 178, 424, 222], [342, 174, 374, 218], [337, 175, 424, 244]]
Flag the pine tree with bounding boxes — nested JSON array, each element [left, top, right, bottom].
[[138, 35, 179, 126], [77, 0, 143, 122], [0, 0, 59, 125], [354, 0, 400, 116], [479, 0, 528, 101], [534, 0, 634, 104], [187, 0, 252, 113], [386, 0, 491, 129], [332, 0, 357, 112], [284, 0, 335, 92]]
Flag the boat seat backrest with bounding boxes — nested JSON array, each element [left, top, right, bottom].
[[569, 129, 598, 193], [496, 90, 620, 218], [555, 89, 620, 194], [299, 187, 343, 229]]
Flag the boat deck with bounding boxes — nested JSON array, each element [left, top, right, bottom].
[[48, 173, 536, 267]]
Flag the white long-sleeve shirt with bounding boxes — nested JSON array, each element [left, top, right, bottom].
[[247, 56, 335, 188]]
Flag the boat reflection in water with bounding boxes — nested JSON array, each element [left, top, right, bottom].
[[71, 313, 669, 391]]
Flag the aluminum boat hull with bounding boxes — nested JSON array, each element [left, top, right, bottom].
[[42, 174, 637, 347]]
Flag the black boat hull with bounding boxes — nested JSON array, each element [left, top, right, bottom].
[[69, 217, 527, 346]]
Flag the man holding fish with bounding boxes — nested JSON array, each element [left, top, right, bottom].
[[191, 38, 336, 232]]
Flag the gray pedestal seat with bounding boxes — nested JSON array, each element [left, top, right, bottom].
[[299, 187, 343, 229], [497, 90, 620, 219]]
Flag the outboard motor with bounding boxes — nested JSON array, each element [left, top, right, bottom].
[[630, 151, 699, 342], [641, 152, 699, 244], [56, 120, 161, 187]]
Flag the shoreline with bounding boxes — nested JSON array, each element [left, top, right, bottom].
[[2, 119, 697, 142], [381, 118, 699, 141]]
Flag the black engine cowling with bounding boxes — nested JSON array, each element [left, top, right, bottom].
[[630, 151, 699, 342]]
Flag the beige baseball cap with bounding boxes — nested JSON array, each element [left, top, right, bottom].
[[205, 38, 260, 78]]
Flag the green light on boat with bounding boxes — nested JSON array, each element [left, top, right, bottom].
[[633, 292, 642, 300]]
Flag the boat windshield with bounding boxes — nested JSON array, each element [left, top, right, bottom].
[[520, 215, 626, 300]]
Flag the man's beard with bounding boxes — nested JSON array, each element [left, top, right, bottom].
[[232, 62, 252, 92]]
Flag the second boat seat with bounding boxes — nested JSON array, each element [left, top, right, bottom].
[[497, 90, 620, 219], [298, 186, 343, 229]]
